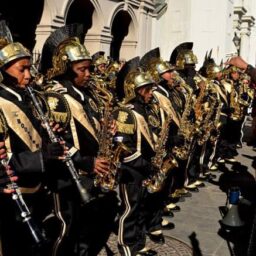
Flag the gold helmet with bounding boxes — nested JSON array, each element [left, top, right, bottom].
[[147, 59, 175, 83], [227, 65, 243, 74], [92, 51, 107, 66], [94, 55, 107, 66], [0, 20, 13, 50], [140, 48, 173, 83], [170, 42, 198, 69], [39, 23, 88, 76], [123, 70, 154, 104], [47, 37, 91, 79], [176, 49, 198, 69], [0, 42, 31, 68], [206, 63, 222, 79]]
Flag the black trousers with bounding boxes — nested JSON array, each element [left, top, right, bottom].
[[0, 190, 50, 256], [118, 183, 148, 256], [186, 143, 202, 184], [78, 191, 118, 256]]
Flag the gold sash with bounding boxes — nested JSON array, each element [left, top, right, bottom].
[[221, 81, 232, 94], [153, 91, 180, 127], [0, 97, 41, 152], [64, 95, 98, 143], [133, 111, 155, 150], [216, 84, 228, 105]]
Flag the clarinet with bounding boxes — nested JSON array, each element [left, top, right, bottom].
[[0, 158, 46, 245], [26, 85, 91, 204]]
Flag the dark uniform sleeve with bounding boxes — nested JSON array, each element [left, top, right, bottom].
[[72, 150, 95, 173], [246, 65, 256, 84], [9, 150, 44, 174]]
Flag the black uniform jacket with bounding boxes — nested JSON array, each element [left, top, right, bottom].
[[49, 80, 101, 181], [114, 101, 156, 184], [0, 83, 45, 189]]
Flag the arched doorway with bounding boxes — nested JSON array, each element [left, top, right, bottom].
[[66, 0, 95, 36], [0, 0, 44, 51], [110, 11, 132, 61]]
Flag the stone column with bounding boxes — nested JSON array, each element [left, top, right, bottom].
[[240, 16, 255, 59]]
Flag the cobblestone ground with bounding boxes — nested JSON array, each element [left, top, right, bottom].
[[98, 233, 192, 256]]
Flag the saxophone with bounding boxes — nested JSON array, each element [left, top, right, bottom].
[[172, 87, 196, 160], [143, 115, 178, 193], [229, 82, 243, 121], [197, 82, 218, 145], [90, 80, 129, 191]]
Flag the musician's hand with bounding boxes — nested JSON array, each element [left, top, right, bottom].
[[0, 165, 18, 194], [93, 157, 110, 176], [0, 141, 7, 159], [43, 141, 68, 161], [50, 122, 64, 133], [225, 56, 248, 70], [109, 120, 117, 136]]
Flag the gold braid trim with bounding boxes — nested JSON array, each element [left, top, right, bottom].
[[116, 120, 135, 134]]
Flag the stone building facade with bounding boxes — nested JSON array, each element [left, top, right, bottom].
[[3, 0, 256, 66]]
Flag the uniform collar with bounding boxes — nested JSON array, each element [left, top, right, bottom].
[[0, 83, 23, 101]]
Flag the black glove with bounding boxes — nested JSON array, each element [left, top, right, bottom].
[[241, 92, 249, 101], [173, 134, 185, 147], [43, 142, 64, 161]]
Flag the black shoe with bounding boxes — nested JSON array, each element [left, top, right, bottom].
[[185, 185, 199, 192], [237, 143, 242, 148], [225, 158, 237, 163], [163, 208, 174, 217], [165, 203, 181, 212], [206, 173, 217, 180], [161, 222, 175, 230], [147, 233, 165, 244], [136, 249, 158, 256], [193, 180, 205, 187], [176, 188, 192, 198]]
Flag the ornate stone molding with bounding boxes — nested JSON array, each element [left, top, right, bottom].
[[233, 6, 247, 30]]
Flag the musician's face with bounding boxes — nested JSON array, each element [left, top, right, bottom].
[[72, 60, 91, 87], [231, 71, 239, 81], [137, 84, 154, 103], [4, 58, 31, 88], [97, 63, 106, 74], [161, 71, 174, 82]]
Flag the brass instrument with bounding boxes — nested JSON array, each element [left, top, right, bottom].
[[172, 87, 196, 160], [89, 80, 129, 191], [172, 71, 193, 97], [229, 82, 243, 121], [143, 115, 178, 193], [172, 76, 212, 158], [197, 82, 219, 145], [105, 61, 120, 89], [209, 99, 223, 143], [238, 74, 254, 107], [229, 74, 254, 121]]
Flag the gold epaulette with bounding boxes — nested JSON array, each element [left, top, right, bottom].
[[113, 107, 136, 134], [45, 80, 67, 94]]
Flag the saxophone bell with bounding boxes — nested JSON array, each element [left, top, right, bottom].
[[94, 136, 131, 192]]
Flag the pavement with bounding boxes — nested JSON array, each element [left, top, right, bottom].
[[100, 117, 256, 256], [163, 116, 256, 256]]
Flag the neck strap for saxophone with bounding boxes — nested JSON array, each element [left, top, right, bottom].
[[63, 94, 99, 144], [153, 91, 180, 127]]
